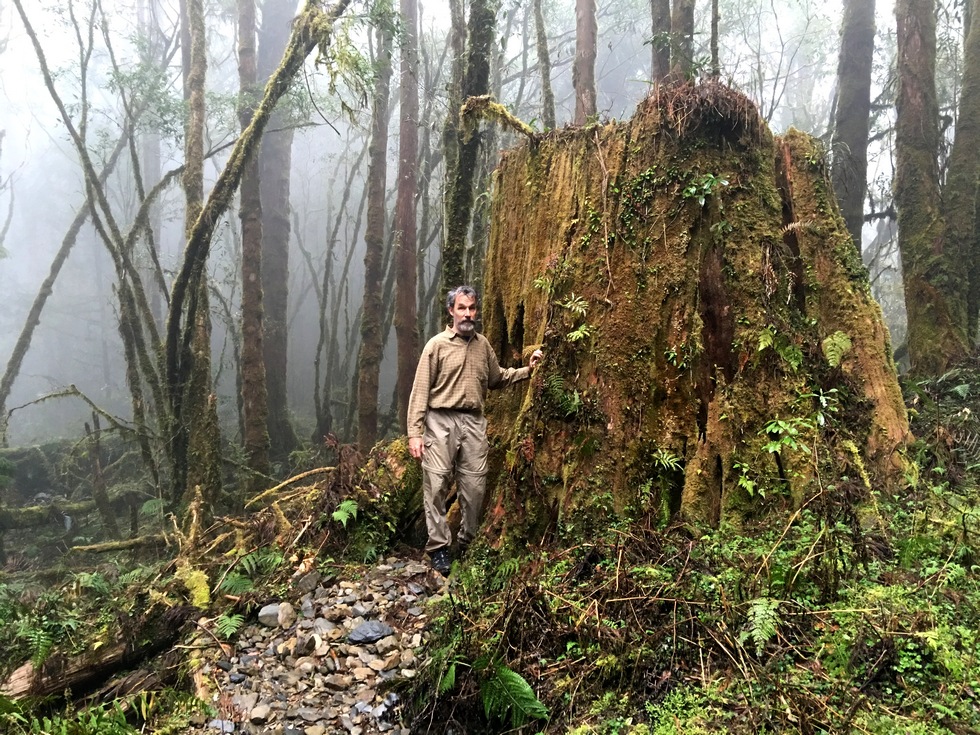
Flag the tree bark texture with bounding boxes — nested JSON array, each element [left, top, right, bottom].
[[357, 26, 394, 450], [670, 0, 695, 77], [831, 0, 875, 252], [573, 0, 597, 124], [894, 0, 969, 373], [441, 0, 497, 295], [259, 0, 300, 461], [945, 0, 980, 340], [239, 0, 270, 486], [482, 82, 908, 537], [395, 0, 421, 433], [650, 0, 671, 82]]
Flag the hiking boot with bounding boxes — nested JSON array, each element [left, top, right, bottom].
[[430, 548, 452, 575]]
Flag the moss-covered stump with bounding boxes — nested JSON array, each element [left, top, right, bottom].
[[482, 81, 909, 536]]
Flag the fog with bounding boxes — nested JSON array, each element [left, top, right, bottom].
[[0, 0, 915, 448]]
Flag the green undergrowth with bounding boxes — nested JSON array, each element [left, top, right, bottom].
[[410, 370, 980, 734]]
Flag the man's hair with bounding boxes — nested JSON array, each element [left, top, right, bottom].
[[446, 285, 479, 311]]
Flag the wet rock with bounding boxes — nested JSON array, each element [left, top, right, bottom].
[[248, 704, 271, 724], [348, 621, 393, 644], [278, 602, 297, 628], [258, 604, 281, 627]]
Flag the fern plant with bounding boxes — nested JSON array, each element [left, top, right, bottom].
[[480, 663, 549, 727], [332, 498, 359, 528], [215, 613, 245, 640], [739, 597, 782, 656]]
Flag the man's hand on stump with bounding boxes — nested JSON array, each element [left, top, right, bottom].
[[529, 349, 544, 370], [409, 436, 425, 459]]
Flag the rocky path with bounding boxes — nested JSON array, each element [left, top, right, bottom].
[[188, 554, 446, 735]]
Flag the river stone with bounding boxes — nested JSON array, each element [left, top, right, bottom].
[[257, 604, 281, 627], [278, 602, 297, 628], [248, 704, 271, 724], [348, 620, 393, 644], [294, 571, 321, 594], [207, 719, 235, 732]]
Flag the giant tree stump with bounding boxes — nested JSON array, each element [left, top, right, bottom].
[[481, 82, 909, 538]]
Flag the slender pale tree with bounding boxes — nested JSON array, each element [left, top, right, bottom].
[[670, 0, 695, 76], [259, 0, 300, 461], [357, 22, 394, 450], [238, 0, 270, 486], [573, 0, 597, 123], [533, 0, 556, 128], [395, 0, 420, 432], [651, 0, 671, 81], [831, 0, 875, 252]]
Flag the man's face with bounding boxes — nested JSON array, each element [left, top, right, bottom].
[[449, 293, 478, 336]]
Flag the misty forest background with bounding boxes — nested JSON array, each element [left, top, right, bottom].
[[4, 0, 980, 731], [0, 0, 912, 466]]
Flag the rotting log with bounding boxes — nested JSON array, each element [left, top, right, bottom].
[[0, 501, 96, 531], [1, 605, 197, 699], [481, 81, 910, 537]]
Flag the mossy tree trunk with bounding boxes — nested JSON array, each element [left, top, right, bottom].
[[831, 0, 875, 253], [441, 0, 497, 295], [945, 0, 980, 341], [238, 0, 270, 489], [482, 82, 909, 541], [895, 0, 969, 374]]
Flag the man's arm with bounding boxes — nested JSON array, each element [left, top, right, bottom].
[[486, 342, 543, 389], [407, 344, 433, 459]]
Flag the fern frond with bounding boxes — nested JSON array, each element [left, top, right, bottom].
[[739, 597, 781, 656], [219, 573, 255, 595], [481, 665, 548, 727], [821, 331, 852, 368], [215, 613, 245, 640], [491, 557, 522, 591], [438, 662, 457, 695], [332, 499, 359, 528]]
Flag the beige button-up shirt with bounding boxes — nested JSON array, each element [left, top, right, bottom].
[[406, 328, 530, 438]]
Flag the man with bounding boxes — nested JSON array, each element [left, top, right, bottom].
[[407, 285, 542, 574]]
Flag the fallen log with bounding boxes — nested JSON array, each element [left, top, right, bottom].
[[1, 604, 197, 699], [0, 500, 96, 531]]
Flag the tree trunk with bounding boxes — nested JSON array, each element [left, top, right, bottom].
[[357, 26, 394, 450], [670, 0, 695, 77], [945, 0, 980, 341], [239, 0, 270, 487], [178, 0, 222, 508], [533, 0, 556, 129], [259, 0, 300, 462], [895, 0, 969, 373], [831, 0, 875, 253], [482, 82, 908, 536], [395, 0, 421, 433], [573, 0, 597, 124], [441, 0, 496, 294], [651, 0, 671, 82]]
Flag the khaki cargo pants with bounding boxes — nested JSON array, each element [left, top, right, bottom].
[[421, 409, 488, 552]]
